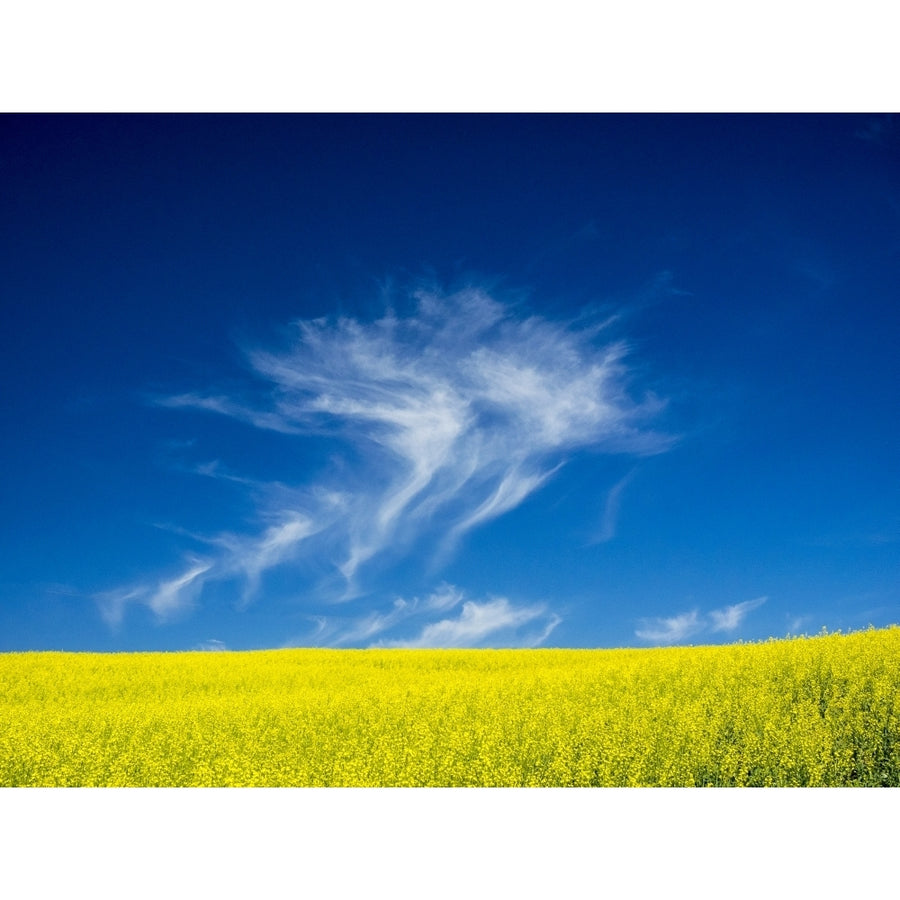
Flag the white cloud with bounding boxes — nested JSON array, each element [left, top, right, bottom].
[[100, 282, 673, 628], [378, 597, 560, 649], [95, 586, 147, 627], [786, 614, 811, 635], [304, 585, 559, 649], [637, 596, 767, 644], [635, 609, 702, 644], [218, 512, 318, 606], [157, 393, 303, 435], [424, 583, 464, 612], [448, 465, 555, 545], [147, 559, 211, 618], [330, 597, 414, 644], [194, 639, 228, 651], [709, 596, 767, 632], [94, 558, 211, 625], [591, 469, 635, 544], [160, 286, 673, 588]]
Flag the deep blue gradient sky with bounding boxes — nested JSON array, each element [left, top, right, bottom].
[[2, 113, 898, 652]]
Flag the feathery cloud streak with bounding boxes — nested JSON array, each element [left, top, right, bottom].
[[96, 558, 212, 626], [383, 597, 559, 649], [636, 597, 767, 644], [170, 287, 670, 575], [102, 285, 672, 631], [708, 596, 767, 632], [592, 469, 636, 544], [303, 584, 561, 648]]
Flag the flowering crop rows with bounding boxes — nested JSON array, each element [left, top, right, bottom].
[[2, 627, 899, 786]]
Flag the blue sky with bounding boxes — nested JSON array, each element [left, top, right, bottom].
[[1, 113, 898, 652]]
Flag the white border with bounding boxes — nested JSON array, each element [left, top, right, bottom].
[[2, 788, 898, 896], [3, 2, 898, 111]]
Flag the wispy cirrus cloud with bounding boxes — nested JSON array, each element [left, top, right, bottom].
[[300, 584, 560, 649], [591, 469, 636, 544], [708, 596, 767, 632], [635, 609, 703, 644], [96, 557, 212, 626], [193, 639, 228, 652], [381, 597, 560, 649], [98, 282, 673, 633], [211, 512, 319, 607], [167, 286, 671, 581], [636, 597, 767, 644]]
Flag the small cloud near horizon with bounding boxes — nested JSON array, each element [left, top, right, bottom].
[[193, 639, 228, 651], [290, 584, 561, 649], [636, 597, 767, 644]]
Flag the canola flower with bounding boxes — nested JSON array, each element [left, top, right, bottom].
[[1, 627, 899, 787]]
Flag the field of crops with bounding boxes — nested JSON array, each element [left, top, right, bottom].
[[2, 627, 899, 787]]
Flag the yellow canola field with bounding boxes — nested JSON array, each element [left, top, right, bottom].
[[2, 627, 899, 787]]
